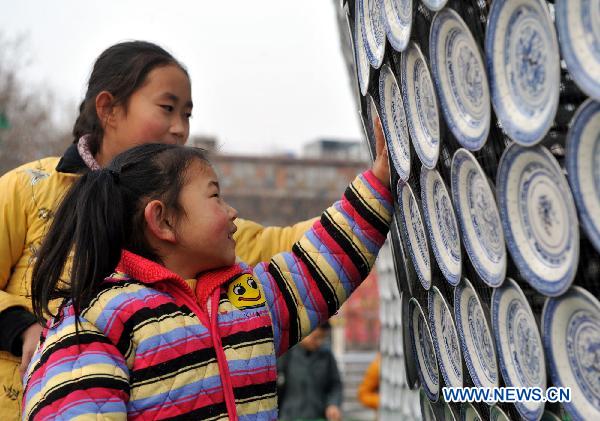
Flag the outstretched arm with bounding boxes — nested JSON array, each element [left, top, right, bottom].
[[255, 119, 391, 355]]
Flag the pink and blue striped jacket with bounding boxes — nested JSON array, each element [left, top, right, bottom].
[[22, 170, 392, 420]]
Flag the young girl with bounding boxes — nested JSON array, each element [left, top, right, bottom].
[[22, 135, 391, 419], [0, 41, 312, 419]]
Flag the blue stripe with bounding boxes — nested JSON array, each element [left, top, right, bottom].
[[254, 263, 281, 354], [333, 201, 379, 254], [358, 173, 393, 213], [128, 374, 223, 413], [281, 252, 321, 332], [56, 399, 127, 419], [239, 408, 279, 420], [306, 229, 354, 298], [92, 287, 165, 333], [228, 354, 276, 373], [136, 324, 209, 355]]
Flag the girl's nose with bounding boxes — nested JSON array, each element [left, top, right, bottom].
[[228, 204, 238, 220], [171, 116, 188, 143]]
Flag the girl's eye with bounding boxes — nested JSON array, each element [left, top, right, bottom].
[[160, 105, 174, 112], [247, 278, 258, 289]]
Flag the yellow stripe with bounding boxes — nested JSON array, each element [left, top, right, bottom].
[[352, 177, 391, 223], [130, 362, 221, 400], [324, 208, 376, 264], [223, 342, 274, 361], [236, 396, 278, 416]]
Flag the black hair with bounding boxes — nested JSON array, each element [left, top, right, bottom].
[[31, 143, 208, 322], [73, 41, 188, 155]]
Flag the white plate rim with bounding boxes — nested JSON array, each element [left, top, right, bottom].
[[496, 143, 580, 297], [485, 0, 560, 146], [451, 148, 507, 287], [429, 7, 491, 151], [409, 297, 440, 401], [491, 277, 546, 420], [566, 99, 600, 254], [420, 166, 462, 286], [542, 286, 600, 419]]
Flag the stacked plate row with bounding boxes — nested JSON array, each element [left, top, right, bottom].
[[343, 0, 600, 420], [376, 238, 422, 420]]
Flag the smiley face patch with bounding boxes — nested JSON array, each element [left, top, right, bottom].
[[227, 274, 266, 309]]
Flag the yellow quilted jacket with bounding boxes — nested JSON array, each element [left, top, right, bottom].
[[0, 155, 313, 419]]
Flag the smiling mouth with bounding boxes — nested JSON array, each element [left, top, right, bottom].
[[238, 293, 262, 302]]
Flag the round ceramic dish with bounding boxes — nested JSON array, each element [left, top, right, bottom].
[[455, 278, 499, 390], [430, 7, 491, 151], [421, 166, 462, 286], [460, 402, 483, 421], [383, 0, 412, 52], [566, 99, 600, 254], [422, 0, 448, 12], [397, 181, 432, 290], [354, 0, 371, 96], [359, 0, 386, 68], [428, 286, 463, 388], [366, 93, 383, 161], [555, 0, 600, 101], [485, 0, 560, 146], [419, 387, 436, 420], [451, 149, 506, 288], [542, 286, 600, 420], [497, 143, 579, 297], [401, 42, 441, 169], [379, 64, 411, 181], [489, 405, 510, 421], [409, 297, 440, 401], [491, 278, 546, 420]]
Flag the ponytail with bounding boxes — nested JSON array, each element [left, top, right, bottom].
[[31, 169, 124, 321], [31, 143, 209, 322]]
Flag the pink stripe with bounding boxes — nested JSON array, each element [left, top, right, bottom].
[[363, 169, 392, 202]]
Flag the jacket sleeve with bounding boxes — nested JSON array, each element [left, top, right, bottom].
[[0, 169, 34, 313], [357, 353, 380, 410], [234, 217, 317, 266], [22, 315, 129, 420], [254, 170, 392, 355]]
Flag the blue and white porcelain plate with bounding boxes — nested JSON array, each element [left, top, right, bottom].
[[566, 99, 600, 254], [430, 8, 491, 151], [491, 278, 546, 420], [460, 402, 483, 421], [455, 278, 499, 390], [485, 0, 560, 146], [428, 286, 463, 388], [419, 388, 436, 420], [421, 167, 462, 286], [497, 143, 579, 297], [365, 94, 382, 161], [397, 181, 432, 290], [451, 149, 506, 287], [422, 0, 448, 12], [489, 406, 510, 421], [354, 0, 371, 96], [555, 0, 600, 102], [379, 64, 411, 181], [383, 0, 412, 52], [401, 42, 441, 169], [359, 0, 386, 68], [409, 298, 440, 401], [542, 286, 600, 420]]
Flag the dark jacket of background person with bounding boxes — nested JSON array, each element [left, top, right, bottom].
[[277, 341, 343, 421]]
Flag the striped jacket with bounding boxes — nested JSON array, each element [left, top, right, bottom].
[[22, 170, 392, 420]]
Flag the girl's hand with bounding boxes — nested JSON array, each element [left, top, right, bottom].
[[371, 115, 390, 187], [20, 323, 43, 379]]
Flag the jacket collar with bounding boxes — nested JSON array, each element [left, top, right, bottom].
[[56, 143, 88, 174], [117, 250, 246, 306]]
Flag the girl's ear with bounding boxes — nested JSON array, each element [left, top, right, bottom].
[[144, 200, 177, 243], [96, 91, 116, 129]]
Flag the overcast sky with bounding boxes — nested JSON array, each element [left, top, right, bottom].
[[0, 0, 362, 155]]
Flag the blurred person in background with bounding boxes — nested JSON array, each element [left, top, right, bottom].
[[277, 321, 343, 421]]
